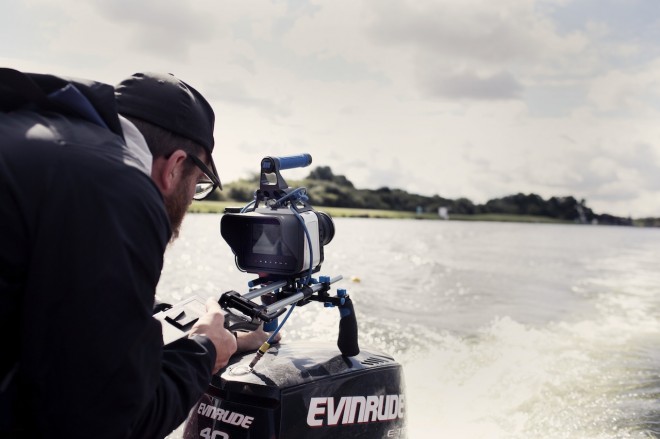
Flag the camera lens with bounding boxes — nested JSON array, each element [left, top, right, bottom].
[[315, 211, 335, 246]]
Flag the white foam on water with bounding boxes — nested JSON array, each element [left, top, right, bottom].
[[400, 286, 660, 439]]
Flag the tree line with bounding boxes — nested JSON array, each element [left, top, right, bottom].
[[208, 165, 634, 225]]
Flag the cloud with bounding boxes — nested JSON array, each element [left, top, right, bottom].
[[364, 0, 590, 101], [419, 69, 523, 101], [206, 79, 291, 119], [615, 142, 660, 191], [367, 0, 542, 63], [90, 0, 216, 59], [512, 134, 660, 212], [586, 62, 660, 112]]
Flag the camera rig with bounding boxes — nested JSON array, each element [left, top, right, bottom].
[[219, 153, 359, 361], [155, 154, 358, 361]]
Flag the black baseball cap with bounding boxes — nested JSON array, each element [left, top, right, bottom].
[[114, 72, 220, 186]]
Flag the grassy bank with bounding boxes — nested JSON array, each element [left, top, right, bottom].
[[187, 201, 570, 223]]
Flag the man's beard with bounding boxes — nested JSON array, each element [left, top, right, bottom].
[[163, 179, 192, 242]]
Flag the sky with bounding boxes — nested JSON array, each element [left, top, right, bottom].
[[2, 0, 660, 217]]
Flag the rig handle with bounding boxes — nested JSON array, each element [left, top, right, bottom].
[[262, 153, 312, 172], [337, 295, 360, 357]]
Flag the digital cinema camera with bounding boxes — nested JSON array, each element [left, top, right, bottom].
[[220, 154, 335, 280], [155, 154, 406, 439]]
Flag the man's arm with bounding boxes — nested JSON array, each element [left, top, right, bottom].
[[129, 300, 237, 438]]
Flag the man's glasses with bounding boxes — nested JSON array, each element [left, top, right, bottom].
[[187, 153, 222, 200]]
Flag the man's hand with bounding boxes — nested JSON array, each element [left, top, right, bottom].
[[189, 298, 237, 373], [236, 324, 282, 352]]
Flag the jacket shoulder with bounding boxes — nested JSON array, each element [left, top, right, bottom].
[[0, 68, 123, 137]]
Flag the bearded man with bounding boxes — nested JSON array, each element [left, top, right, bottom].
[[0, 70, 263, 438]]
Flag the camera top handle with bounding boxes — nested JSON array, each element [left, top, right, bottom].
[[258, 154, 312, 206], [262, 153, 312, 172]]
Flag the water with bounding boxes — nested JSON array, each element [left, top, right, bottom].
[[159, 215, 660, 438]]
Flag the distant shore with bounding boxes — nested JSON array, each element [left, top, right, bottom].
[[188, 201, 582, 224], [189, 201, 660, 227]]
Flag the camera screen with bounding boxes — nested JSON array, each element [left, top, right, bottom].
[[252, 223, 293, 256]]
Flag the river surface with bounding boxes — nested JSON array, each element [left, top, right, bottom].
[[160, 215, 660, 438]]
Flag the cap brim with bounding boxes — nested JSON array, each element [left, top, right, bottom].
[[208, 154, 222, 191]]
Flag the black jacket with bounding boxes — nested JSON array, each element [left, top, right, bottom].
[[0, 70, 215, 438]]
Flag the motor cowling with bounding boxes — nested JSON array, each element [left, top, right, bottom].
[[183, 341, 407, 439]]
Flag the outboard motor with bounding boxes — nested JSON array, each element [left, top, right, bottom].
[[184, 342, 405, 439]]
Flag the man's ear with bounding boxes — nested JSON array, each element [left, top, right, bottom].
[[151, 150, 187, 196]]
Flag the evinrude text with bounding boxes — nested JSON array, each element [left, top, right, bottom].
[[197, 403, 254, 429], [307, 394, 405, 427]]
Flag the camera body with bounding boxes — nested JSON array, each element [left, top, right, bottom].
[[220, 154, 334, 279], [221, 207, 325, 276]]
